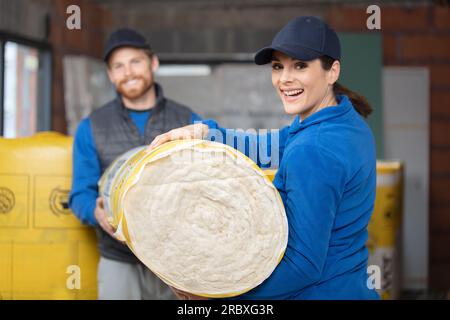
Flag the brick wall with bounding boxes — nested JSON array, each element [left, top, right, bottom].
[[48, 0, 111, 134], [327, 4, 450, 291]]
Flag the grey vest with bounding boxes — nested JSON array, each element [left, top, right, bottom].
[[90, 84, 193, 262]]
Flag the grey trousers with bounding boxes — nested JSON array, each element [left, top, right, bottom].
[[97, 256, 177, 300]]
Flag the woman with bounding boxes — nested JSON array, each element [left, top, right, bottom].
[[148, 16, 379, 300]]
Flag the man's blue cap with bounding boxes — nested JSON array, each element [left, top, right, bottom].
[[254, 16, 341, 65], [103, 28, 151, 62]]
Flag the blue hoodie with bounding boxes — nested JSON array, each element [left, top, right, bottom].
[[203, 95, 379, 300]]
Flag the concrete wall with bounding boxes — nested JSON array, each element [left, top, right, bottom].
[[107, 2, 326, 55], [157, 63, 292, 131], [0, 0, 52, 41]]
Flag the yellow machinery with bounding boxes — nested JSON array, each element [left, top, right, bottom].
[[0, 132, 99, 299]]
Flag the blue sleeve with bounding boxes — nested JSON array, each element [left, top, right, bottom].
[[191, 112, 203, 123], [234, 145, 346, 299], [69, 118, 100, 226], [201, 119, 289, 169]]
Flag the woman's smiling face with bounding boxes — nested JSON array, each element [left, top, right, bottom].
[[271, 51, 339, 119]]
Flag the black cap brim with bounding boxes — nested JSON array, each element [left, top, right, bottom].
[[254, 44, 322, 65]]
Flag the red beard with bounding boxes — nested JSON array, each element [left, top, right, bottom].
[[117, 76, 153, 100]]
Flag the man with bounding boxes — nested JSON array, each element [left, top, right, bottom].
[[69, 28, 202, 300]]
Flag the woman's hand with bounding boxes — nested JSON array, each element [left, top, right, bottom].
[[170, 286, 209, 300], [147, 123, 209, 151]]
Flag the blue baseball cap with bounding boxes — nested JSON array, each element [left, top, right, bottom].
[[254, 16, 341, 65], [103, 28, 151, 62]]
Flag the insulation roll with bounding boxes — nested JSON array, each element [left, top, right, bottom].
[[99, 139, 288, 298]]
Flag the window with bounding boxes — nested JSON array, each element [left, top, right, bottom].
[[0, 34, 51, 138]]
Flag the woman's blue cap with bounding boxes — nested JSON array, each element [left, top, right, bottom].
[[254, 16, 341, 65]]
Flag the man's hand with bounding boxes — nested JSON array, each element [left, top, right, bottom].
[[94, 197, 116, 237], [147, 123, 209, 152], [170, 286, 209, 300]]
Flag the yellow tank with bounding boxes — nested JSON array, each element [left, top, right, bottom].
[[0, 132, 99, 300], [367, 161, 404, 300]]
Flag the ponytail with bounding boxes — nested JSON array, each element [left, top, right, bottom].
[[333, 82, 372, 118], [320, 56, 373, 118]]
